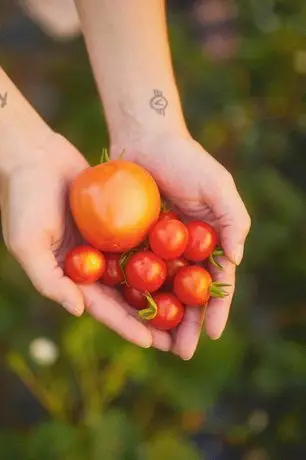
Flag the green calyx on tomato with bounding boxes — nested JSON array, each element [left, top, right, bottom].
[[209, 246, 225, 270], [160, 198, 171, 213], [100, 147, 111, 163], [209, 281, 230, 298], [138, 292, 158, 321], [119, 250, 137, 284], [100, 147, 125, 164]]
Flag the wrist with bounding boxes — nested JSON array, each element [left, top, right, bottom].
[[110, 123, 191, 161], [0, 125, 54, 178], [0, 67, 54, 177], [109, 104, 189, 152]]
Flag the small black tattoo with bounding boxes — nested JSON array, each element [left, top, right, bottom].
[[149, 89, 168, 116], [0, 92, 8, 108]]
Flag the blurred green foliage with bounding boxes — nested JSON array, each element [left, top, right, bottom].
[[1, 1, 306, 459]]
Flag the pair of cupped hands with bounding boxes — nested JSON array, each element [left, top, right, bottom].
[[1, 128, 250, 360]]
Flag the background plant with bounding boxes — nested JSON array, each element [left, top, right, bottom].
[[1, 1, 306, 459]]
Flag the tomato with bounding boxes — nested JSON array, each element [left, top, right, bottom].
[[149, 219, 188, 260], [184, 221, 217, 262], [122, 285, 147, 309], [100, 253, 124, 286], [165, 257, 189, 283], [159, 210, 178, 222], [139, 292, 184, 331], [64, 246, 105, 284], [173, 265, 212, 306], [125, 251, 167, 292], [70, 160, 161, 252]]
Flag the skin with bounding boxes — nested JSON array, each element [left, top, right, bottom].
[[0, 0, 251, 360]]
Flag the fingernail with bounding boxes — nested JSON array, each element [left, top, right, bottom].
[[63, 302, 84, 317], [234, 244, 244, 265], [141, 339, 152, 349]]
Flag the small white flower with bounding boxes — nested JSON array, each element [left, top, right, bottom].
[[29, 337, 59, 366]]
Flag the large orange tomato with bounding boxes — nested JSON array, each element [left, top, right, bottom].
[[70, 160, 161, 252]]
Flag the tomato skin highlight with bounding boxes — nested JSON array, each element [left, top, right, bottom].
[[184, 221, 218, 262], [122, 285, 147, 309], [147, 292, 184, 330], [173, 265, 212, 306], [125, 251, 167, 292], [149, 219, 189, 260], [70, 160, 161, 252], [165, 257, 189, 283], [64, 246, 106, 284], [100, 253, 124, 286]]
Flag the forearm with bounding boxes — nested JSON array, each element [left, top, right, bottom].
[[74, 0, 187, 146], [0, 67, 52, 176]]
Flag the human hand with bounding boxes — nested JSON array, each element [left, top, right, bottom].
[[111, 131, 251, 359], [0, 133, 172, 351]]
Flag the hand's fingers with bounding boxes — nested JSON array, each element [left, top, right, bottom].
[[147, 326, 172, 352], [205, 257, 236, 340], [208, 173, 251, 265], [171, 307, 205, 360], [13, 244, 85, 316], [81, 283, 153, 349]]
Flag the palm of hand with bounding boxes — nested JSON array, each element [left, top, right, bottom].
[[2, 135, 171, 352], [112, 134, 250, 359]]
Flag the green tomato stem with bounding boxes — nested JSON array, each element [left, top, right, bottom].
[[209, 281, 231, 298], [100, 147, 110, 163], [209, 246, 225, 270], [138, 293, 158, 321]]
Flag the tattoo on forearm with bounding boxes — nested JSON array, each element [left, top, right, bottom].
[[0, 92, 8, 108], [149, 89, 168, 116]]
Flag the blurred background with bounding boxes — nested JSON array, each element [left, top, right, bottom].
[[1, 1, 306, 459]]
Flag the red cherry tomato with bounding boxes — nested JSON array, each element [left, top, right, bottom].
[[100, 253, 124, 286], [173, 265, 212, 306], [143, 292, 184, 331], [184, 221, 218, 262], [122, 285, 147, 309], [64, 246, 105, 284], [149, 219, 188, 260], [159, 210, 178, 222], [125, 251, 167, 292], [165, 257, 189, 283]]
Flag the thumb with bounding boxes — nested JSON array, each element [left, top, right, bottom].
[[209, 174, 251, 265], [13, 241, 85, 316]]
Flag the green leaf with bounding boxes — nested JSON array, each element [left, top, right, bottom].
[[144, 432, 201, 460], [27, 421, 82, 460], [89, 410, 139, 460]]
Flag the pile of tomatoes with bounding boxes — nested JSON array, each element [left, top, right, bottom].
[[64, 155, 229, 331]]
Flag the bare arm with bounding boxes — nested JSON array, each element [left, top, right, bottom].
[[74, 0, 187, 146], [74, 0, 251, 356], [0, 67, 52, 177]]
